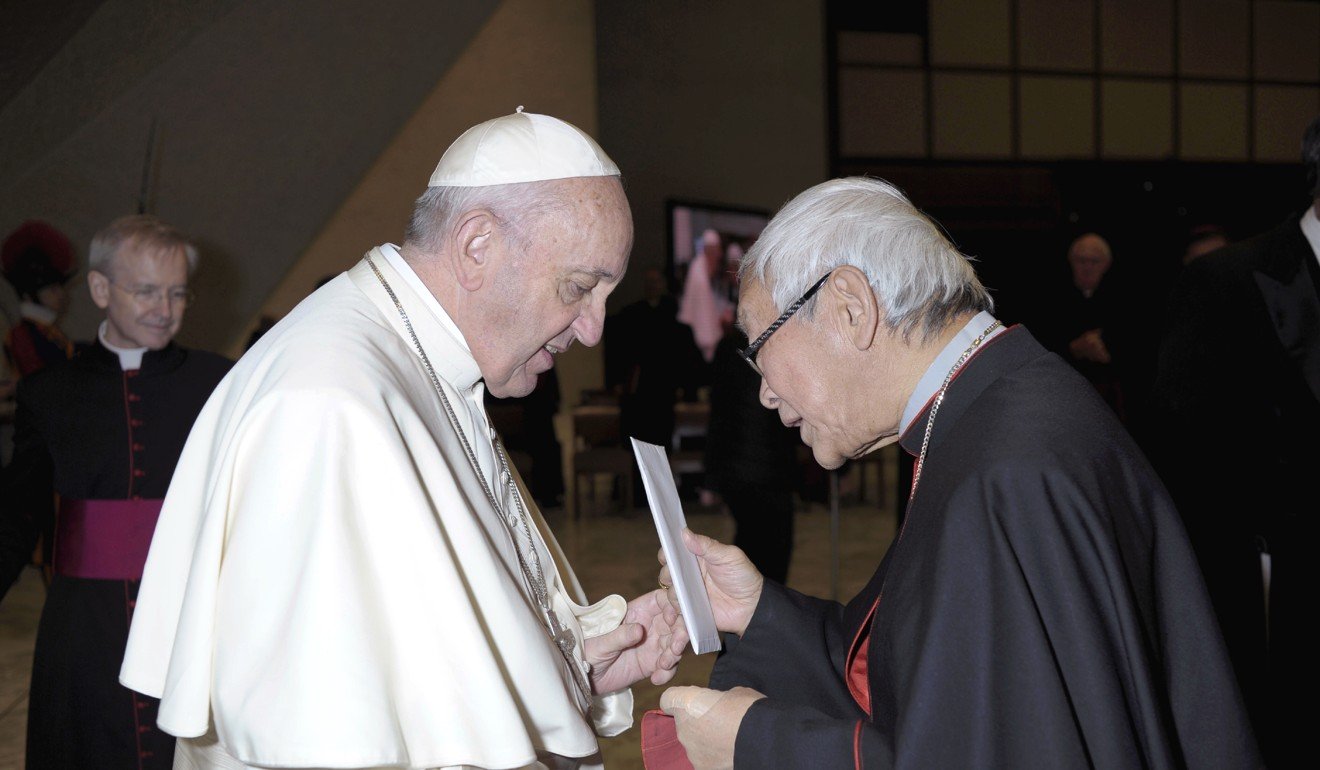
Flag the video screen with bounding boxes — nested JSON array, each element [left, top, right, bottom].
[[666, 200, 770, 360]]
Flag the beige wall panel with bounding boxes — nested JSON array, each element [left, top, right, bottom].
[[596, 0, 826, 312], [930, 0, 1011, 66], [1019, 76, 1095, 158], [1179, 83, 1249, 159], [839, 68, 927, 157], [1254, 1, 1320, 83], [247, 0, 604, 402], [1180, 0, 1249, 78], [1101, 79, 1173, 158], [1019, 0, 1093, 72], [1100, 0, 1173, 74], [838, 31, 923, 66], [1255, 85, 1319, 161], [932, 73, 1011, 158]]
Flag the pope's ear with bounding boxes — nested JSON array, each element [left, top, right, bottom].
[[824, 266, 879, 351], [87, 270, 111, 310], [451, 210, 496, 291]]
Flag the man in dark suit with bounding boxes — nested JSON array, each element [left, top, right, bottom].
[[1151, 118, 1320, 768], [0, 215, 230, 769], [654, 178, 1258, 769]]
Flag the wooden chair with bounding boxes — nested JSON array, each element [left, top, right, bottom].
[[570, 405, 633, 518], [669, 401, 710, 482]]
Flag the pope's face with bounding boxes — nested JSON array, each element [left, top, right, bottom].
[[482, 177, 632, 398], [89, 244, 190, 350], [740, 279, 890, 469]]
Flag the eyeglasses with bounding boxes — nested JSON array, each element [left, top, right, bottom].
[[738, 272, 831, 376], [110, 281, 195, 307]]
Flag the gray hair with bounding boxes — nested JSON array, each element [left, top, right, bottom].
[[739, 177, 992, 344], [404, 180, 579, 254], [89, 215, 199, 277]]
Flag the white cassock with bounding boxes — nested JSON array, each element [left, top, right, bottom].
[[120, 245, 632, 770], [675, 252, 730, 363]]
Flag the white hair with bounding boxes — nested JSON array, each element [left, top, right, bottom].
[[404, 179, 584, 254], [89, 214, 199, 277], [739, 177, 992, 343]]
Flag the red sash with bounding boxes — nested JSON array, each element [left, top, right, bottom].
[[54, 498, 164, 580]]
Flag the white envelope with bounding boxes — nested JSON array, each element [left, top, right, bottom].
[[630, 438, 722, 655]]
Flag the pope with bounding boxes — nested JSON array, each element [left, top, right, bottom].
[[120, 109, 687, 770]]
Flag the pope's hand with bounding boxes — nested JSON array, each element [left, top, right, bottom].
[[658, 529, 763, 637], [660, 685, 765, 770], [584, 589, 689, 695]]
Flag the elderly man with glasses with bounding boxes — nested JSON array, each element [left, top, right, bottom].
[[656, 177, 1259, 769], [0, 214, 230, 769]]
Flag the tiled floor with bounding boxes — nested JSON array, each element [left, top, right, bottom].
[[0, 450, 898, 769], [0, 568, 40, 770]]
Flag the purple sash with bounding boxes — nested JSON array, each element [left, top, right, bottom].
[[54, 499, 163, 580]]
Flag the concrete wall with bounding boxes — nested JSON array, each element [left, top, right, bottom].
[[248, 0, 604, 406], [0, 0, 498, 353], [596, 1, 829, 304], [4, 0, 830, 405]]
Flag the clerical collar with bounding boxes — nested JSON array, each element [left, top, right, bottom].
[[378, 243, 482, 391], [900, 311, 1006, 436], [98, 321, 148, 371], [19, 301, 58, 326], [1298, 205, 1320, 272]]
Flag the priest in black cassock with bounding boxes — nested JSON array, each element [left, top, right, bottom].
[[0, 214, 230, 769], [1152, 116, 1320, 767], [655, 178, 1260, 769]]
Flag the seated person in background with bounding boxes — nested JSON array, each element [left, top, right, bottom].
[[656, 177, 1258, 769]]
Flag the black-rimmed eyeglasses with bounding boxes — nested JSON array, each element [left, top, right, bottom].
[[738, 273, 831, 376]]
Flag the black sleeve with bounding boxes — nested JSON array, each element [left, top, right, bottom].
[[0, 384, 53, 601], [708, 581, 883, 769]]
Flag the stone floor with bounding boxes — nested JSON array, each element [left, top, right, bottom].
[[0, 450, 898, 769]]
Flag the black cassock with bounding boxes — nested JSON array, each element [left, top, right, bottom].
[[710, 327, 1260, 769], [1152, 214, 1320, 767], [1, 340, 229, 769]]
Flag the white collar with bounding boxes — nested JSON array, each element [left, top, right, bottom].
[[18, 301, 58, 326], [1299, 206, 1320, 269], [900, 311, 1005, 436], [98, 321, 148, 371], [377, 244, 482, 392]]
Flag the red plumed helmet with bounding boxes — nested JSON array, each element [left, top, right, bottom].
[[2, 220, 77, 298]]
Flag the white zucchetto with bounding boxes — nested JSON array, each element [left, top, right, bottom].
[[428, 107, 620, 188]]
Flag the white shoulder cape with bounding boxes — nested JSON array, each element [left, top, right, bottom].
[[121, 251, 631, 769]]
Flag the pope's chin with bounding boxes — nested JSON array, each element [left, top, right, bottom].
[[490, 359, 547, 399]]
